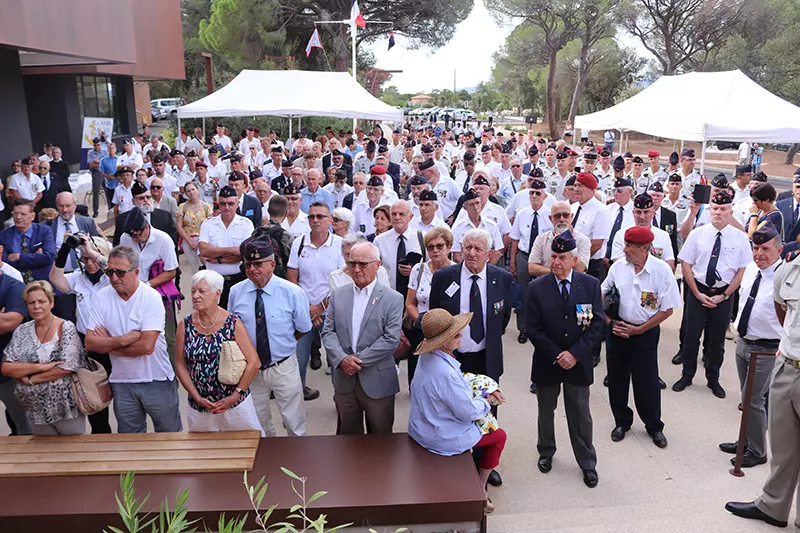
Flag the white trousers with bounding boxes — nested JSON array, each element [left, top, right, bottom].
[[180, 239, 202, 274], [249, 355, 307, 437], [187, 394, 265, 436]]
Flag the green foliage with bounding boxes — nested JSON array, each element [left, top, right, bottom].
[[106, 469, 408, 533]]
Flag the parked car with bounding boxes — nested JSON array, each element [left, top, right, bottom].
[[150, 97, 183, 118], [714, 141, 739, 151], [774, 143, 792, 152], [453, 108, 476, 121], [151, 107, 160, 122]]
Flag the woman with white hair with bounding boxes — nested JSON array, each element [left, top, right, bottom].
[[332, 207, 354, 238], [175, 269, 263, 434], [49, 234, 113, 433]]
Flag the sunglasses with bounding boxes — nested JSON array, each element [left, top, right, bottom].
[[332, 217, 343, 223], [425, 242, 447, 251], [150, 185, 163, 190], [346, 260, 377, 270], [551, 212, 571, 219], [105, 267, 135, 279], [245, 260, 271, 270], [511, 164, 521, 168], [529, 190, 543, 196], [308, 214, 329, 220]]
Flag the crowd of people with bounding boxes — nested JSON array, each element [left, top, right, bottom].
[[3, 119, 800, 521]]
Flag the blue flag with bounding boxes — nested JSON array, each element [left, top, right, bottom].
[[388, 31, 395, 51]]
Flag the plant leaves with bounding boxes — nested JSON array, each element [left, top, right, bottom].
[[305, 491, 327, 506]]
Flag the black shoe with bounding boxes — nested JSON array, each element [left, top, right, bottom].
[[303, 386, 320, 401], [593, 355, 600, 368], [611, 426, 628, 442], [708, 382, 726, 398], [310, 353, 322, 371], [724, 501, 787, 528], [649, 431, 668, 448], [529, 383, 537, 394], [603, 375, 608, 387], [658, 377, 667, 390], [671, 353, 682, 365], [537, 456, 552, 473], [518, 332, 528, 344], [582, 468, 598, 488], [487, 469, 502, 487], [719, 442, 738, 454], [732, 450, 768, 468], [92, 212, 99, 218], [269, 391, 275, 400], [672, 377, 692, 392]]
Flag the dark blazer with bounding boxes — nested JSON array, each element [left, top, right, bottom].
[[429, 262, 514, 381], [656, 206, 679, 260], [386, 161, 401, 195], [237, 194, 263, 228], [777, 190, 793, 203], [0, 222, 56, 281], [321, 152, 353, 177], [526, 271, 604, 386], [38, 173, 63, 211], [777, 197, 800, 243], [342, 191, 355, 211], [113, 208, 178, 247], [46, 214, 101, 242]]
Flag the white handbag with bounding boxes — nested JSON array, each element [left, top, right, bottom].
[[218, 341, 246, 385]]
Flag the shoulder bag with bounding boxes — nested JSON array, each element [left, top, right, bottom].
[[71, 357, 113, 415], [218, 340, 247, 386]]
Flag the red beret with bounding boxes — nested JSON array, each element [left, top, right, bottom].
[[370, 165, 386, 176], [576, 172, 597, 190], [624, 226, 654, 244], [647, 150, 659, 158]]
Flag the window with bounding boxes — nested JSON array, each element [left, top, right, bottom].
[[76, 76, 123, 135]]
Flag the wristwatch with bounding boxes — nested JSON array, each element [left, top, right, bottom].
[[723, 292, 730, 300], [235, 387, 245, 395]]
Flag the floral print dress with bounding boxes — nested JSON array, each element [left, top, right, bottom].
[[183, 312, 248, 413]]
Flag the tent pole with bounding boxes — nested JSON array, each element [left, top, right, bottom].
[[700, 135, 707, 175], [289, 115, 293, 141], [352, 18, 357, 132], [202, 118, 206, 140], [177, 117, 181, 143], [680, 140, 684, 154], [299, 116, 302, 132]]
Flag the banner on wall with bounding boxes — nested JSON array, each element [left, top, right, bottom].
[[81, 117, 114, 149]]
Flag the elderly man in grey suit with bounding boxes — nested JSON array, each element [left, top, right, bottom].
[[322, 241, 404, 434]]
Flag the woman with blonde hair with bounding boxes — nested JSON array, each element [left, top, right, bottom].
[[2, 280, 86, 435]]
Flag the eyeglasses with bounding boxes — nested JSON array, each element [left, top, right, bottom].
[[150, 185, 163, 190], [529, 190, 543, 196], [346, 260, 377, 270], [244, 260, 271, 270], [614, 188, 629, 193], [426, 242, 447, 251], [105, 267, 135, 279], [332, 217, 343, 223], [308, 214, 329, 220], [551, 212, 571, 219], [511, 164, 521, 168]]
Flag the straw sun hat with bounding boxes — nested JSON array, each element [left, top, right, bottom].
[[415, 308, 473, 355]]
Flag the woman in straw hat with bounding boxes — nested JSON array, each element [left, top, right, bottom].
[[408, 308, 507, 512]]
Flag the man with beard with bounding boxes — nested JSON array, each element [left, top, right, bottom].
[[113, 181, 178, 247], [323, 169, 354, 209]]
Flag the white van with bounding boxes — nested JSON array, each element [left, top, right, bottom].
[[150, 98, 183, 118]]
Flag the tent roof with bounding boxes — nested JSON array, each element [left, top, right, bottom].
[[575, 70, 800, 143], [177, 70, 403, 122]]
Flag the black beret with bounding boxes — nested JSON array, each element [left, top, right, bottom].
[[283, 183, 302, 195], [632, 156, 643, 164], [404, 142, 415, 149], [378, 137, 388, 146], [418, 158, 436, 171], [185, 150, 197, 157], [240, 236, 274, 262], [647, 181, 665, 193], [613, 156, 625, 172], [528, 146, 539, 156], [409, 175, 428, 186], [736, 164, 752, 175], [669, 151, 680, 165], [250, 169, 263, 180], [462, 188, 480, 202], [552, 231, 577, 253], [219, 185, 238, 198], [599, 148, 610, 157], [565, 175, 577, 186], [710, 173, 729, 188], [122, 138, 133, 144], [419, 190, 438, 202], [115, 166, 134, 177], [421, 143, 434, 154], [281, 159, 294, 168], [711, 191, 733, 205], [633, 193, 654, 209], [208, 147, 219, 155], [335, 169, 348, 180], [667, 173, 682, 183], [151, 155, 163, 164], [367, 175, 384, 187], [529, 179, 546, 190], [366, 140, 376, 152], [556, 152, 567, 160], [463, 151, 476, 162], [472, 175, 490, 187], [123, 207, 147, 234], [500, 146, 511, 155], [215, 122, 225, 128], [332, 148, 343, 156], [466, 141, 477, 148], [681, 148, 695, 158], [583, 152, 597, 160], [752, 171, 768, 183], [131, 181, 148, 197], [480, 145, 491, 153], [529, 167, 544, 178], [271, 145, 283, 153], [227, 171, 245, 182], [614, 176, 633, 188], [92, 137, 101, 144], [753, 220, 780, 245], [377, 145, 389, 154], [623, 152, 633, 158], [170, 149, 184, 157]]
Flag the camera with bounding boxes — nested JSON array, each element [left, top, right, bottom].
[[64, 232, 88, 249]]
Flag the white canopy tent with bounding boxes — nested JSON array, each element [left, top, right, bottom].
[[575, 70, 800, 172], [177, 69, 404, 137]]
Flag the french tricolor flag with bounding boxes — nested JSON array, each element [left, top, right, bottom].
[[351, 0, 366, 28]]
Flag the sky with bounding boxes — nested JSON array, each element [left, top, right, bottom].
[[365, 1, 514, 94]]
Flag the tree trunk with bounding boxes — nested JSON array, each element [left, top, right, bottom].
[[785, 144, 799, 165], [546, 48, 559, 139], [567, 41, 590, 132]]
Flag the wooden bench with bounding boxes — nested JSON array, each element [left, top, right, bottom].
[[0, 433, 486, 532]]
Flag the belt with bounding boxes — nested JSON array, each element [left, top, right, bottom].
[[519, 249, 530, 256], [222, 272, 244, 281], [262, 356, 291, 370], [696, 283, 729, 297], [785, 357, 800, 370], [741, 337, 781, 345]]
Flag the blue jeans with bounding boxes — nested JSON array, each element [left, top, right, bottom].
[[111, 379, 182, 433], [295, 324, 321, 389]]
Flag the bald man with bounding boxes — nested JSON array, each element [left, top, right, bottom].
[[149, 178, 178, 218]]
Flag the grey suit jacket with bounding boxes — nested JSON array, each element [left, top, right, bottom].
[[322, 282, 404, 399]]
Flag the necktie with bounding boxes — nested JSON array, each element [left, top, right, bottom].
[[572, 206, 582, 228], [794, 203, 799, 225], [606, 206, 624, 259], [469, 274, 485, 344], [705, 231, 722, 287], [65, 221, 79, 272], [462, 173, 472, 193], [255, 289, 272, 368], [396, 234, 408, 295], [20, 234, 33, 284], [43, 174, 49, 190], [528, 211, 539, 253], [560, 279, 569, 301], [737, 271, 761, 339]]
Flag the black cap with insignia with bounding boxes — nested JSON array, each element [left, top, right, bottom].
[[219, 185, 238, 198], [240, 236, 274, 262], [551, 231, 577, 253], [131, 181, 148, 197], [529, 167, 544, 178], [752, 221, 780, 245], [419, 190, 438, 202], [711, 190, 733, 205], [123, 207, 148, 234], [613, 156, 625, 172], [472, 175, 490, 187], [633, 193, 654, 209]]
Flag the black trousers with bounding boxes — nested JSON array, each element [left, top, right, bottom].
[[220, 271, 246, 309], [607, 325, 664, 433], [91, 169, 103, 215], [683, 285, 733, 383], [77, 332, 113, 434], [586, 258, 607, 363], [676, 282, 711, 359]]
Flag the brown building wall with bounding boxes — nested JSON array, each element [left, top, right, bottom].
[[134, 82, 153, 125]]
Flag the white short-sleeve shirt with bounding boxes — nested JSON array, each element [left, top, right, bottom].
[[572, 197, 611, 260], [455, 201, 511, 235], [9, 173, 44, 201], [113, 183, 135, 214], [66, 271, 111, 334], [120, 227, 179, 282], [287, 232, 344, 305], [735, 260, 783, 341], [85, 282, 173, 383], [450, 215, 504, 253], [510, 205, 553, 254], [601, 255, 682, 325], [199, 215, 254, 276], [281, 211, 310, 239], [678, 223, 751, 287], [610, 224, 675, 264]]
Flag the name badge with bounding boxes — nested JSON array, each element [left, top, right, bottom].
[[445, 282, 459, 298], [245, 209, 254, 216]]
